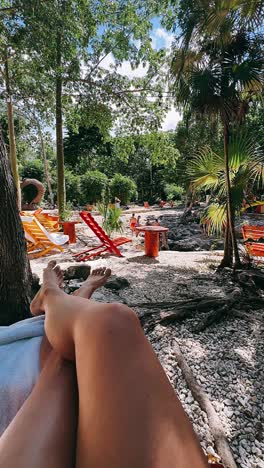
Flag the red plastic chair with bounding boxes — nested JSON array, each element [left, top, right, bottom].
[[242, 225, 264, 259], [73, 211, 131, 261]]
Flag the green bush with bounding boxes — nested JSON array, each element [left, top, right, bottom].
[[80, 170, 108, 204], [65, 169, 82, 206], [110, 174, 137, 205], [20, 159, 44, 182], [164, 183, 185, 201], [97, 203, 123, 238]]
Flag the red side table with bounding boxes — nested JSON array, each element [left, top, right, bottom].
[[59, 221, 80, 244], [135, 225, 169, 257]]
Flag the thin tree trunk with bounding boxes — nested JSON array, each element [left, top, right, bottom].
[[219, 222, 232, 268], [223, 123, 241, 268], [37, 121, 54, 206], [56, 28, 66, 218], [0, 126, 32, 325], [4, 54, 21, 209], [150, 162, 153, 198]]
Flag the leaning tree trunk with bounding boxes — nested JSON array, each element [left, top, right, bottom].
[[37, 121, 54, 206], [222, 123, 241, 269], [56, 29, 66, 219], [0, 127, 32, 325], [4, 54, 21, 210]]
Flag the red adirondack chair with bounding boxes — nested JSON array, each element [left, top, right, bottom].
[[73, 211, 131, 261], [242, 225, 264, 259]]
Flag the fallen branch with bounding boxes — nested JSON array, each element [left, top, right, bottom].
[[232, 309, 263, 324], [194, 303, 234, 333], [129, 297, 207, 309], [173, 341, 237, 468]]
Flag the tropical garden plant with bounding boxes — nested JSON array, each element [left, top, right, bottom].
[[110, 174, 138, 205], [170, 0, 264, 267], [188, 134, 264, 236], [97, 204, 123, 238]]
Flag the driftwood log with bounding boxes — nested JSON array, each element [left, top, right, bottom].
[[134, 289, 264, 332], [173, 341, 237, 468]]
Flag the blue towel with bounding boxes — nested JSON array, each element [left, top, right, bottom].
[[0, 315, 45, 435]]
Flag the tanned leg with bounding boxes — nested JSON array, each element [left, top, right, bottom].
[[39, 266, 112, 366], [0, 264, 113, 468], [31, 262, 207, 468], [0, 351, 77, 468]]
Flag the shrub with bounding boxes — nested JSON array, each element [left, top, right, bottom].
[[80, 170, 108, 204], [110, 174, 137, 205], [164, 183, 185, 201], [20, 159, 44, 182], [97, 203, 123, 238], [65, 169, 82, 206]]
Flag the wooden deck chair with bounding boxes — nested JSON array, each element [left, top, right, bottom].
[[242, 225, 264, 260], [21, 215, 69, 258], [34, 209, 59, 232], [73, 211, 131, 261]]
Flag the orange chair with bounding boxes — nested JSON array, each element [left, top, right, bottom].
[[73, 212, 131, 261], [34, 209, 59, 232], [21, 215, 69, 258], [242, 225, 264, 259]]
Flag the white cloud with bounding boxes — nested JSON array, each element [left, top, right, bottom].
[[118, 61, 147, 78], [100, 52, 147, 78], [155, 28, 174, 49], [161, 107, 181, 131], [100, 53, 116, 70]]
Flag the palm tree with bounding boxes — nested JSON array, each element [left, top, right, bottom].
[[188, 134, 264, 255], [171, 21, 263, 267]]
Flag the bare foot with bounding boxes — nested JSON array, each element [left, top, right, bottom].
[[72, 267, 111, 299], [30, 261, 64, 316]]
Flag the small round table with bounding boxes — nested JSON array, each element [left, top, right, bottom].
[[135, 225, 169, 257], [59, 221, 80, 244]]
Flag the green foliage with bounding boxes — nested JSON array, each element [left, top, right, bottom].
[[164, 183, 184, 201], [110, 174, 137, 204], [80, 170, 108, 204], [97, 204, 123, 238], [64, 170, 82, 206], [64, 126, 112, 174], [20, 159, 44, 182], [189, 133, 264, 233]]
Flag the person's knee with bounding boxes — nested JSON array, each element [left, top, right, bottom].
[[101, 303, 140, 333], [77, 303, 141, 342]]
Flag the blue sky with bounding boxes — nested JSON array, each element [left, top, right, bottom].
[[99, 18, 181, 131]]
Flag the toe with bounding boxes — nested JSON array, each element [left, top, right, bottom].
[[54, 265, 61, 275], [48, 260, 57, 269], [105, 268, 111, 278]]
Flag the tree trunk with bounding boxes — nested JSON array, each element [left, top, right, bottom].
[[223, 123, 241, 268], [219, 222, 232, 268], [149, 162, 153, 198], [37, 121, 54, 206], [4, 54, 21, 210], [0, 127, 32, 325], [56, 28, 66, 218]]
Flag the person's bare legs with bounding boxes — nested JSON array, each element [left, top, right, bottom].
[[0, 350, 77, 468], [0, 264, 113, 468], [72, 266, 111, 299], [31, 262, 207, 468]]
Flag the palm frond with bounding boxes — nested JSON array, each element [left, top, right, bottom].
[[188, 145, 224, 189], [202, 203, 227, 235]]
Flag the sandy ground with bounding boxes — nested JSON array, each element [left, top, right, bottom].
[[30, 207, 223, 280]]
